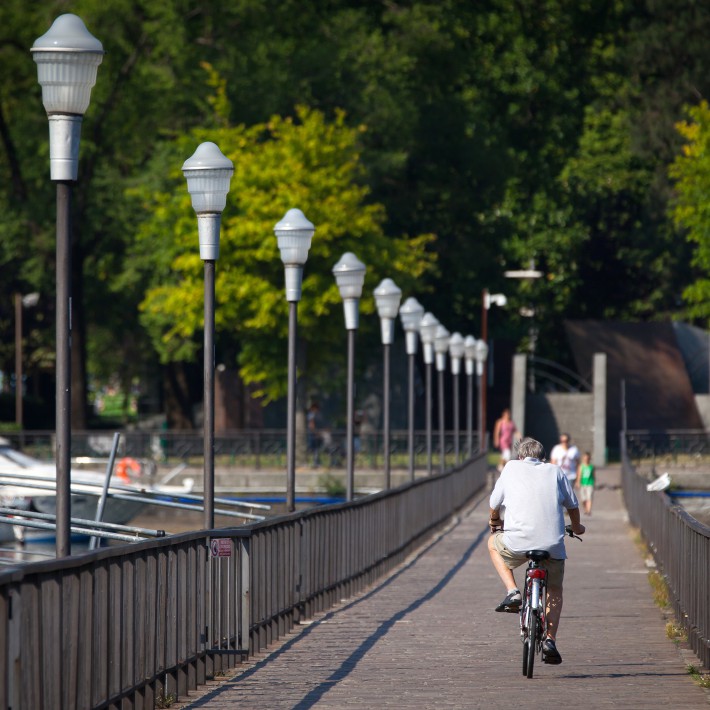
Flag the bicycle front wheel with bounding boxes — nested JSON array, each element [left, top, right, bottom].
[[526, 609, 538, 679]]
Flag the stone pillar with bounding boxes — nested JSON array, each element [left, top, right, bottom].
[[511, 354, 527, 438], [593, 352, 607, 466]]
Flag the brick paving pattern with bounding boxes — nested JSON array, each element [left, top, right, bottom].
[[178, 466, 710, 709]]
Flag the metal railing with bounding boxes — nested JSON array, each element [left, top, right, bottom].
[[0, 454, 488, 709], [0, 429, 483, 472], [621, 433, 710, 669]]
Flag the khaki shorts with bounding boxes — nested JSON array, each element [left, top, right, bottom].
[[492, 531, 565, 587], [579, 485, 594, 503]]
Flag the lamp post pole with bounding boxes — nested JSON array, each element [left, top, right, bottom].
[[333, 253, 366, 501], [399, 297, 424, 480], [32, 14, 104, 557], [434, 325, 450, 474], [464, 336, 477, 458], [419, 313, 439, 476], [448, 333, 464, 465], [474, 339, 489, 454], [275, 208, 315, 512], [480, 289, 507, 452], [182, 142, 234, 530], [374, 278, 402, 490]]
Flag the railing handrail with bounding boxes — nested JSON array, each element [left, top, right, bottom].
[[0, 454, 489, 709], [621, 432, 709, 670]]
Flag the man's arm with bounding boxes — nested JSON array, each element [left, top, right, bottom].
[[567, 506, 585, 535], [489, 507, 503, 532]]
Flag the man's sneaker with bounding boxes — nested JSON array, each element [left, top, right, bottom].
[[494, 590, 522, 613], [542, 638, 562, 664]]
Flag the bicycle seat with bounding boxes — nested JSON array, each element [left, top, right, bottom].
[[526, 550, 550, 562]]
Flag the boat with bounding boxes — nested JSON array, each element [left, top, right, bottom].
[[0, 444, 148, 543]]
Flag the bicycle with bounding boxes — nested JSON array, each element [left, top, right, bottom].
[[520, 525, 583, 678]]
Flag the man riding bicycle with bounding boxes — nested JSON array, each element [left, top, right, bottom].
[[487, 437, 585, 664]]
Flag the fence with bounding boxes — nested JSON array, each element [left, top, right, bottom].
[[621, 433, 710, 669], [0, 454, 488, 709], [0, 428, 483, 472]]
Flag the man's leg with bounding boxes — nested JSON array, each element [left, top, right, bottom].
[[546, 584, 563, 640], [487, 534, 516, 589]]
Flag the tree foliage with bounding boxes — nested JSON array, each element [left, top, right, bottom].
[[129, 103, 435, 401]]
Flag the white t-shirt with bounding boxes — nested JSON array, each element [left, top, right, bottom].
[[550, 443, 580, 483], [490, 457, 579, 559]]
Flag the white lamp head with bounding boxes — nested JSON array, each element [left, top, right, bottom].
[[399, 297, 424, 355], [182, 142, 234, 260], [332, 252, 366, 300], [434, 324, 450, 372], [449, 332, 464, 375], [32, 14, 104, 181], [274, 208, 315, 266], [434, 325, 450, 355], [449, 332, 465, 360], [274, 208, 315, 301], [484, 292, 507, 309], [374, 278, 402, 320], [464, 335, 477, 375], [399, 297, 424, 332], [374, 278, 402, 345], [332, 252, 366, 330], [31, 14, 104, 116], [419, 311, 439, 365], [474, 339, 489, 363]]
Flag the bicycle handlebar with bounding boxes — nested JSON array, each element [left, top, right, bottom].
[[565, 524, 584, 541]]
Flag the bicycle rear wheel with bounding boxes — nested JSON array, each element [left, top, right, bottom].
[[526, 609, 538, 678]]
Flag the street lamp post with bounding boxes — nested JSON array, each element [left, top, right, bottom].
[[418, 313, 439, 476], [505, 261, 543, 392], [399, 297, 424, 480], [448, 332, 464, 465], [182, 142, 234, 530], [434, 324, 450, 475], [464, 335, 477, 458], [333, 253, 366, 501], [374, 278, 402, 490], [32, 14, 104, 557], [274, 208, 315, 512], [474, 339, 489, 453], [480, 289, 507, 452]]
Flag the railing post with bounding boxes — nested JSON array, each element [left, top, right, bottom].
[[240, 536, 251, 655]]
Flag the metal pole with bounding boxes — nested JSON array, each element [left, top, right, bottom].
[[383, 342, 391, 489], [453, 372, 460, 465], [466, 372, 473, 459], [89, 431, 120, 551], [407, 352, 415, 480], [56, 181, 72, 558], [477, 372, 484, 453], [346, 329, 356, 500], [481, 288, 488, 452], [438, 368, 445, 474], [204, 260, 216, 530], [14, 294, 23, 447], [426, 362, 432, 475], [286, 301, 297, 511]]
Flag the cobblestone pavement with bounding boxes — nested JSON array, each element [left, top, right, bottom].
[[177, 466, 710, 709]]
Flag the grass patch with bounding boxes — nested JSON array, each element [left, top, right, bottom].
[[666, 620, 687, 644], [648, 570, 670, 608], [686, 664, 710, 688], [318, 472, 346, 498], [155, 692, 176, 708]]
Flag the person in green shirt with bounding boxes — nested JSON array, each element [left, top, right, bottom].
[[576, 451, 595, 515]]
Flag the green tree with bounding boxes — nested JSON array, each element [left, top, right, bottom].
[[669, 101, 710, 321], [127, 104, 436, 404]]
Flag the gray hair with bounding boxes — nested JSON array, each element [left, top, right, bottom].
[[517, 437, 546, 461]]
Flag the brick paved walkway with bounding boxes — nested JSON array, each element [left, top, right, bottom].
[[178, 466, 710, 709]]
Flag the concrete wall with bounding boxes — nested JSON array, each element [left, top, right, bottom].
[[525, 393, 594, 458], [511, 352, 607, 465]]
